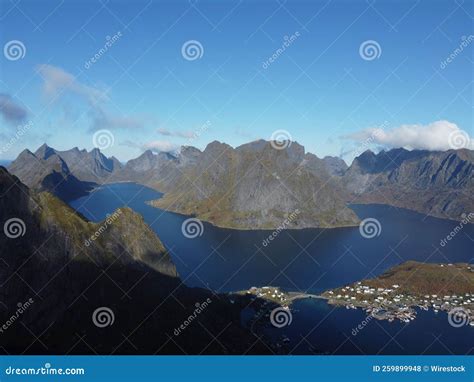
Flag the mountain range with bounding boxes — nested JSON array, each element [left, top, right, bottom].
[[8, 141, 473, 226], [8, 144, 122, 201]]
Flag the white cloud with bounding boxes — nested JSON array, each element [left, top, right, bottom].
[[121, 139, 180, 153], [37, 64, 146, 131], [143, 140, 180, 153], [37, 64, 108, 105], [343, 120, 473, 151], [157, 127, 194, 138]]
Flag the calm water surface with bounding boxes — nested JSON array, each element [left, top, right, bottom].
[[70, 182, 474, 354]]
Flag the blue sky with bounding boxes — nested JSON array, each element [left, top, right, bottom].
[[0, 0, 472, 162]]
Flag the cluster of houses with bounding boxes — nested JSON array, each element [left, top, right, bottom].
[[247, 286, 288, 305], [327, 281, 474, 325]]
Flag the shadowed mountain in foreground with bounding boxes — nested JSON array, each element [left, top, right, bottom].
[[0, 167, 269, 354]]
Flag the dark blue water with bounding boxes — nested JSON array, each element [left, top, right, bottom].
[[70, 182, 474, 354], [265, 299, 474, 355]]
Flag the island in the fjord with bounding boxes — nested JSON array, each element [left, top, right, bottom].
[[322, 261, 474, 325], [148, 140, 360, 229]]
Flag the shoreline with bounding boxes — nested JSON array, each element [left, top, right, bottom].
[[147, 200, 361, 231], [322, 262, 474, 326], [232, 286, 325, 307]]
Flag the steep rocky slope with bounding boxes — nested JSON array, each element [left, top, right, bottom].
[[151, 140, 359, 229], [55, 146, 122, 183], [342, 148, 473, 220], [321, 156, 348, 177], [109, 146, 201, 191], [0, 167, 267, 354]]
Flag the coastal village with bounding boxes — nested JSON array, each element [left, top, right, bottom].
[[229, 263, 473, 354], [323, 263, 474, 326], [325, 282, 474, 324], [236, 263, 474, 329]]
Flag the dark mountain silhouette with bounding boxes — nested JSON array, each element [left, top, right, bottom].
[[0, 167, 268, 354]]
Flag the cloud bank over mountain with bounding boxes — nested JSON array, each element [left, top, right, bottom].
[[343, 120, 473, 151]]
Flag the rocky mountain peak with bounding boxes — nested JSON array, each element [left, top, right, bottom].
[[204, 140, 233, 154], [34, 143, 56, 160]]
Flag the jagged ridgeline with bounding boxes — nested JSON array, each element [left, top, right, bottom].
[[149, 140, 359, 229], [8, 141, 474, 226], [0, 167, 268, 354]]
